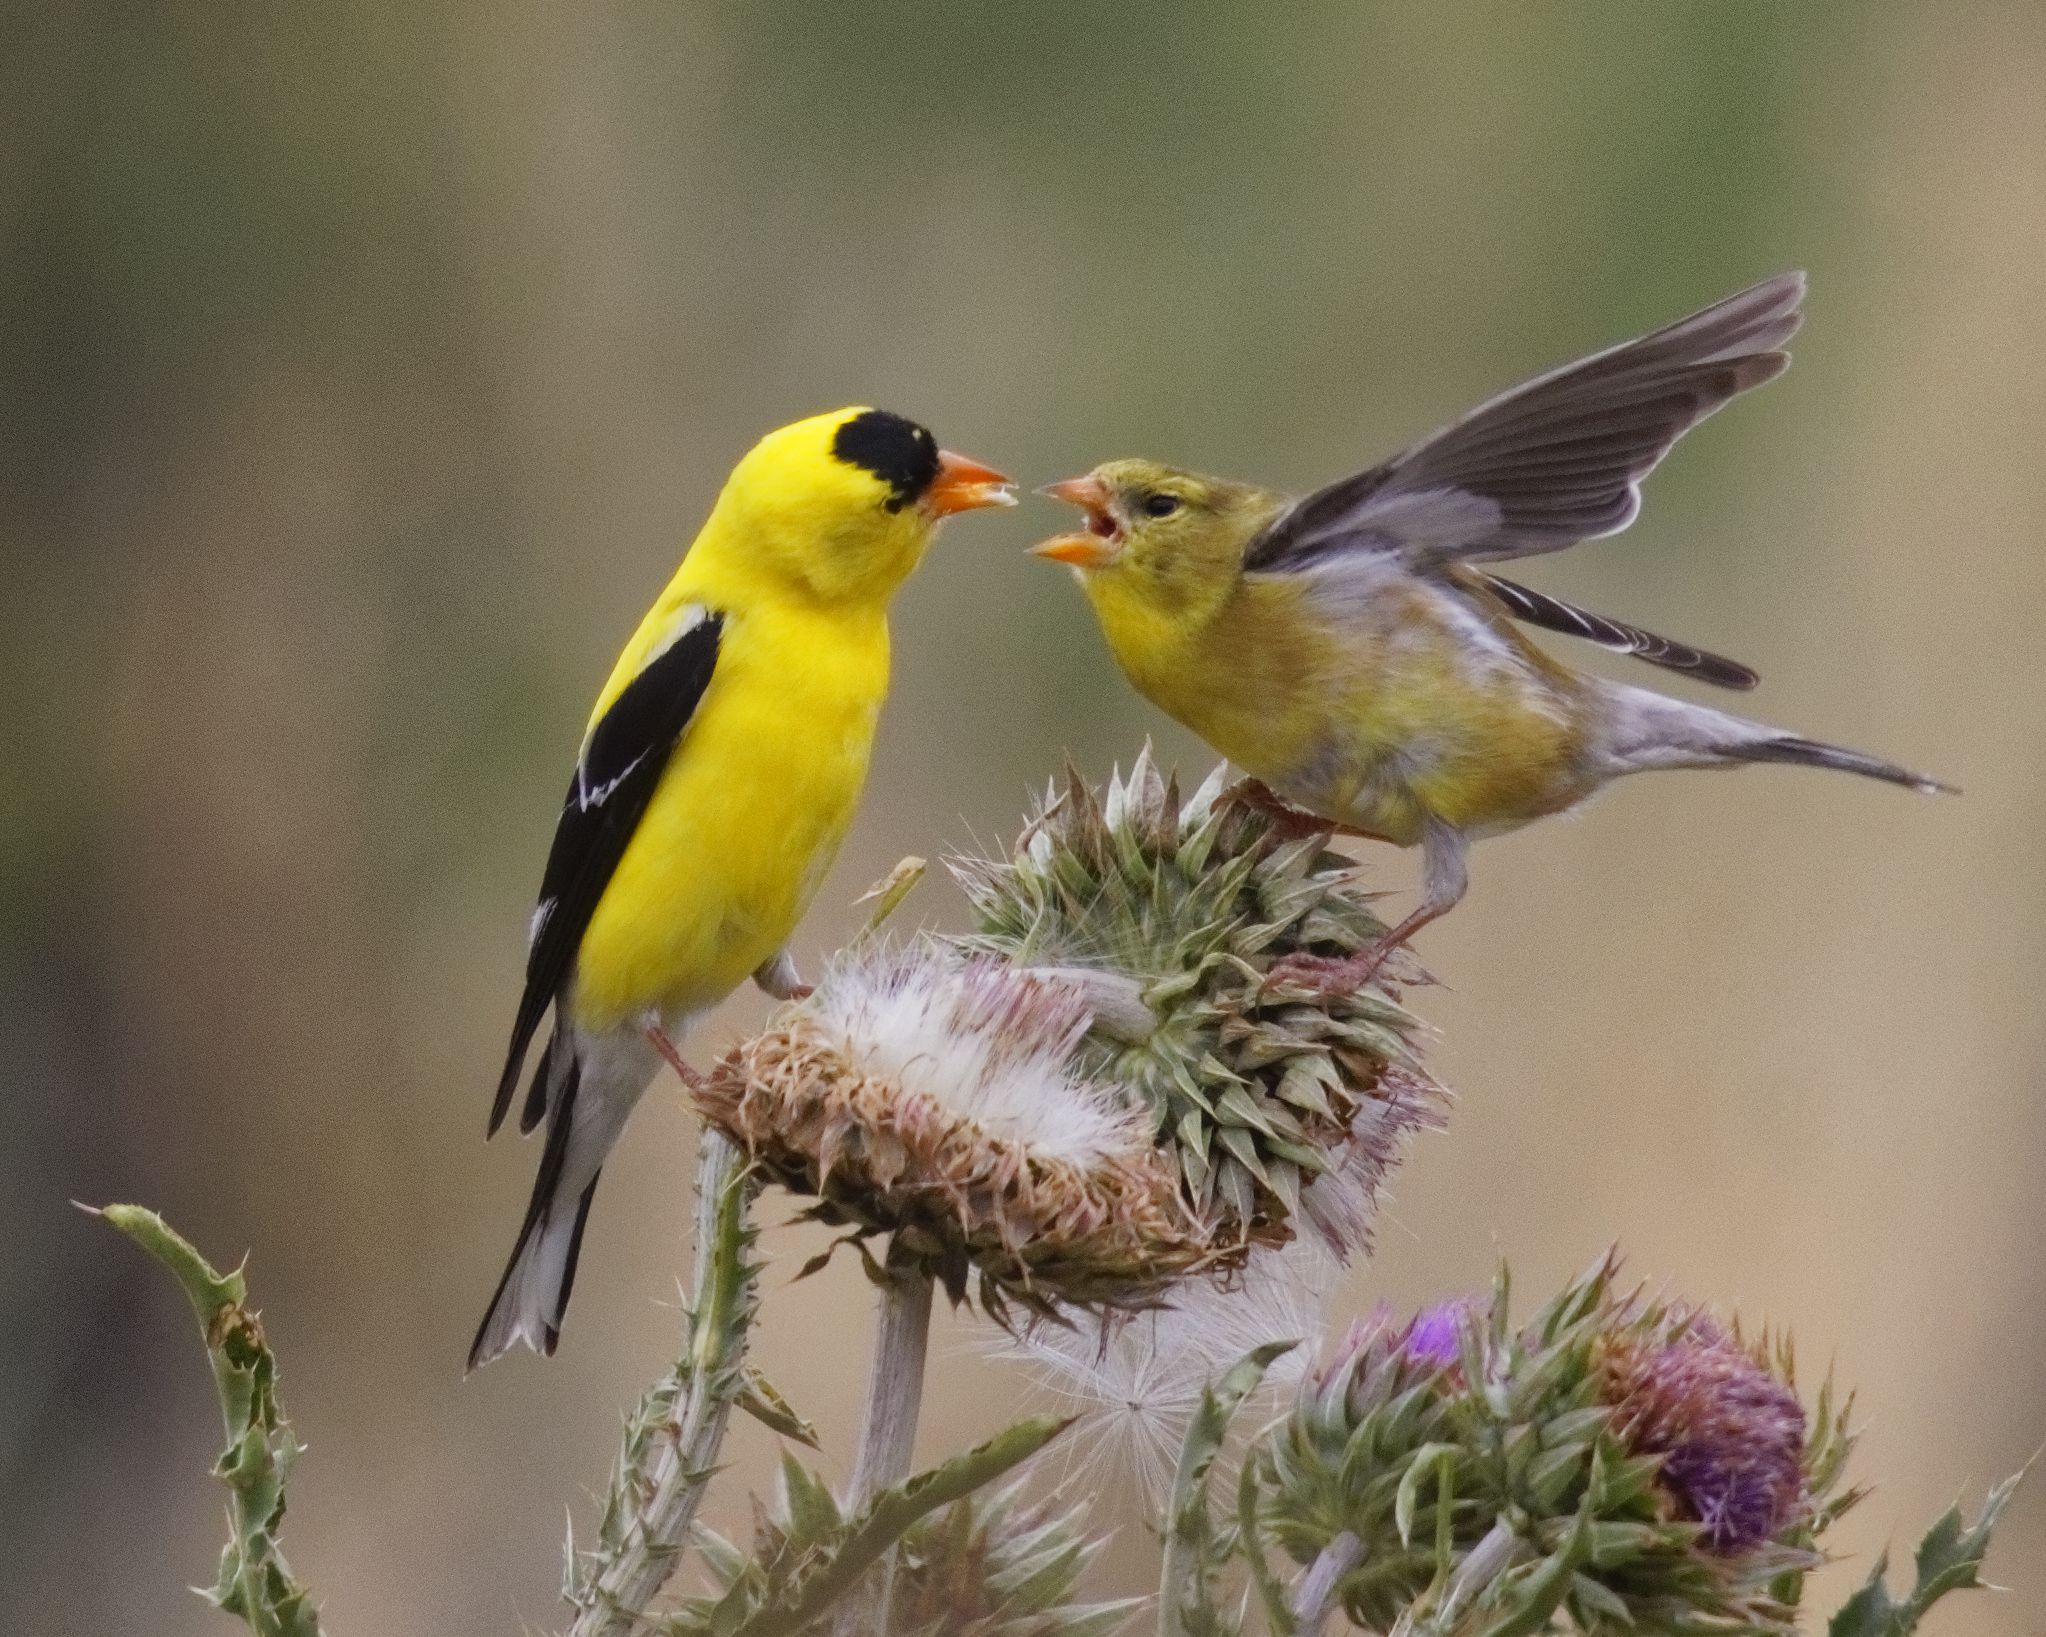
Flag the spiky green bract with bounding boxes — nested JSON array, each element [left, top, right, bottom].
[[1159, 1341, 1299, 1637], [875, 1479, 1138, 1637], [952, 749, 1441, 1251], [566, 1133, 760, 1637], [667, 1418, 1096, 1637], [1826, 1468, 2027, 1637], [94, 1204, 324, 1637], [1247, 1255, 1859, 1637]]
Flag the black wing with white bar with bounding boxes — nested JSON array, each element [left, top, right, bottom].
[[487, 609, 725, 1135]]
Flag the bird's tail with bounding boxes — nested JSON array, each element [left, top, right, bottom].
[[1729, 733, 1955, 793], [1598, 684, 1956, 794], [469, 1173, 598, 1369], [469, 1054, 599, 1370]]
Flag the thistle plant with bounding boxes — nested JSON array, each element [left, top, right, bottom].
[[95, 1205, 325, 1637], [1243, 1255, 1859, 1636], [681, 1468, 1139, 1637], [94, 750, 2024, 1637], [953, 749, 1443, 1255], [564, 1132, 758, 1637]]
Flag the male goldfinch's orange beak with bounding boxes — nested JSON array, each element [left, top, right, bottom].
[[924, 450, 1017, 517], [1030, 474, 1122, 568]]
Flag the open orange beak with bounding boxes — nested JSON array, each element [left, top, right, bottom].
[[1029, 473, 1122, 569], [924, 450, 1017, 517]]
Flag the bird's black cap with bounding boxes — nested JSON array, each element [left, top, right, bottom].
[[832, 409, 940, 512]]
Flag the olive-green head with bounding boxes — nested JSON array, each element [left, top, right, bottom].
[[1032, 458, 1289, 619]]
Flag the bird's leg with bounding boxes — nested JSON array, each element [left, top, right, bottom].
[[752, 949, 812, 1002], [644, 1022, 705, 1091], [1266, 819, 1469, 995], [1223, 778, 1356, 845]]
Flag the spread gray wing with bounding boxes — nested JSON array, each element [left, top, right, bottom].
[[1244, 271, 1804, 576], [487, 608, 724, 1136]]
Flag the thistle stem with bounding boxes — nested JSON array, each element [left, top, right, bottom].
[[1290, 1531, 1363, 1637], [845, 1261, 936, 1504], [834, 1260, 936, 1637], [565, 1129, 755, 1637]]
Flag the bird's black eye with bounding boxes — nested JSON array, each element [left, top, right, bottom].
[[1140, 492, 1182, 518]]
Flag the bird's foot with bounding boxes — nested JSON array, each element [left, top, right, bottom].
[[752, 951, 813, 1003], [645, 1023, 706, 1090], [1263, 941, 1402, 998]]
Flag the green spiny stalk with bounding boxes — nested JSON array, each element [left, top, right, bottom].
[[565, 1130, 759, 1636], [94, 1203, 324, 1637]]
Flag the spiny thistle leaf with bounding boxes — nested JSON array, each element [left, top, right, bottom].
[[1159, 1341, 1298, 1637], [93, 1203, 325, 1637], [666, 1417, 1083, 1637], [1825, 1468, 2026, 1637], [952, 750, 1442, 1256], [867, 1478, 1139, 1637], [738, 1368, 821, 1450], [856, 855, 930, 939]]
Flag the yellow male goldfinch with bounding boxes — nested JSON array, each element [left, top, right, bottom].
[[471, 408, 1013, 1366], [1032, 273, 1950, 992]]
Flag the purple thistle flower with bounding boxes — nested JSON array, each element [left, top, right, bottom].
[[1604, 1326, 1807, 1554], [1311, 1294, 1474, 1415], [1404, 1297, 1477, 1368]]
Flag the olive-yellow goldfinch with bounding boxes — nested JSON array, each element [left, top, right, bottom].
[[1033, 273, 1948, 991], [471, 408, 1013, 1366]]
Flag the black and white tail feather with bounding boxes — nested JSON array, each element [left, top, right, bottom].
[[473, 1037, 589, 1363]]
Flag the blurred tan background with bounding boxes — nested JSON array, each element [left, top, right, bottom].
[[6, 3, 2044, 1632]]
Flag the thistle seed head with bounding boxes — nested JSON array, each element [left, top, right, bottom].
[[693, 944, 1216, 1320]]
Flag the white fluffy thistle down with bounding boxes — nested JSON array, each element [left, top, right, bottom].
[[693, 939, 1215, 1318], [985, 1236, 1339, 1504], [804, 944, 1150, 1170]]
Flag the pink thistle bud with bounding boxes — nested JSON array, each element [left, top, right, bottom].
[[1403, 1297, 1478, 1368]]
